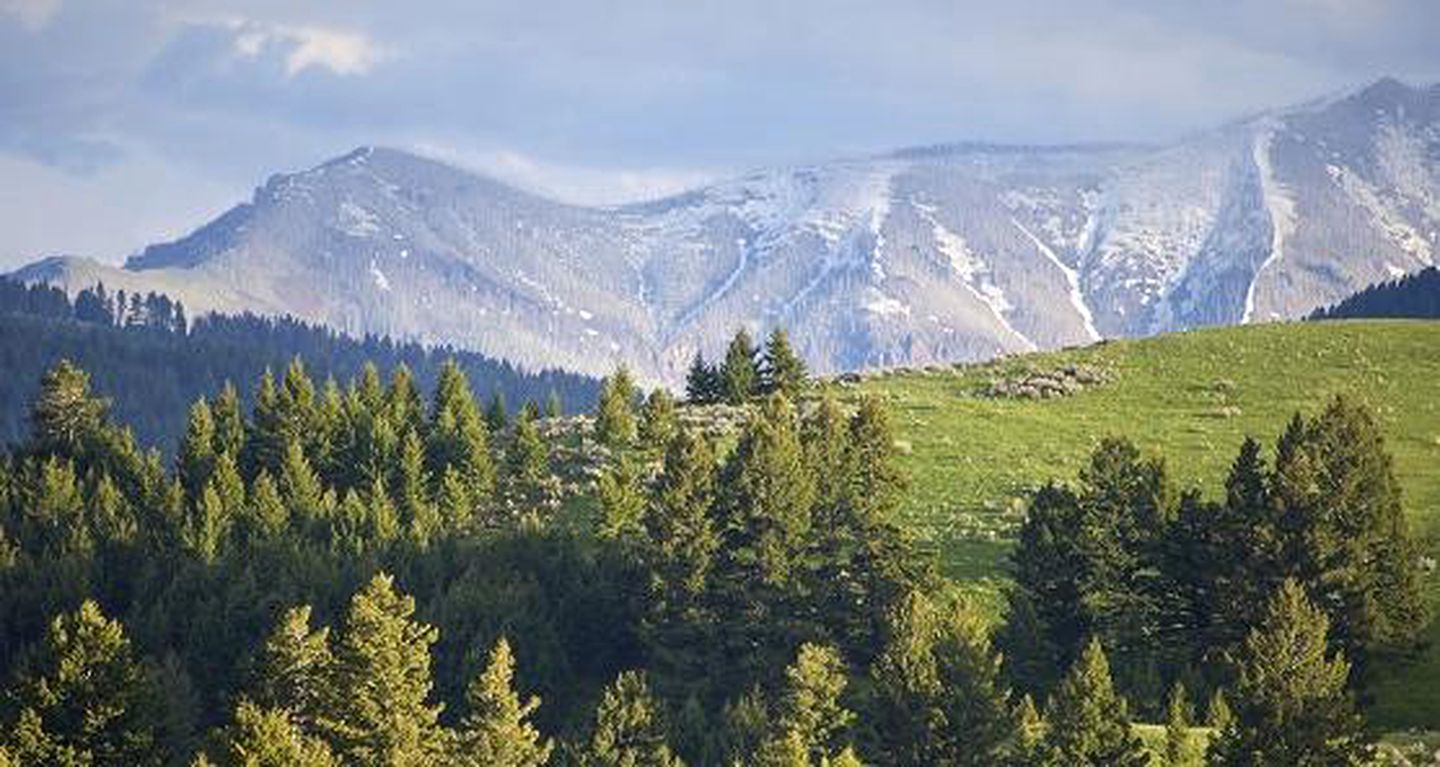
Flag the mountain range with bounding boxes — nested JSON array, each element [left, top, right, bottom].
[[13, 77, 1440, 382]]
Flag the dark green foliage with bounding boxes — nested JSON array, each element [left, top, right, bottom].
[[1310, 265, 1440, 319], [456, 637, 553, 767], [720, 330, 760, 405], [760, 328, 808, 400], [1207, 580, 1371, 767], [0, 279, 597, 450], [683, 352, 721, 405], [869, 591, 1014, 766], [595, 366, 640, 449], [1, 600, 162, 766], [1039, 639, 1148, 767], [638, 389, 678, 449], [583, 671, 683, 767]]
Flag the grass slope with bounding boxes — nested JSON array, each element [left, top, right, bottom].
[[838, 320, 1440, 729]]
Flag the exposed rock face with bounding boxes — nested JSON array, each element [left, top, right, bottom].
[[15, 79, 1440, 382]]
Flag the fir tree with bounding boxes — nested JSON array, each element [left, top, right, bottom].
[[1040, 639, 1147, 767], [29, 359, 109, 458], [584, 671, 684, 767], [1162, 682, 1195, 767], [426, 360, 495, 503], [545, 389, 563, 419], [595, 365, 639, 449], [871, 591, 1013, 766], [760, 328, 808, 399], [720, 329, 760, 405], [486, 392, 509, 434], [178, 399, 218, 498], [503, 407, 550, 514], [253, 605, 334, 734], [638, 389, 679, 448], [456, 638, 553, 767], [324, 573, 448, 766], [211, 700, 338, 767], [756, 643, 857, 767], [684, 352, 720, 405], [597, 453, 647, 541], [1204, 688, 1232, 731], [5, 600, 162, 766], [211, 382, 247, 460], [1207, 580, 1370, 767]]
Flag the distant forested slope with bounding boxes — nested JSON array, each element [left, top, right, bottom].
[[1310, 266, 1440, 319], [0, 280, 598, 449]]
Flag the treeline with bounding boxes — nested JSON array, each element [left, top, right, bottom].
[[1310, 266, 1440, 320], [0, 279, 597, 448], [0, 354, 1426, 765], [684, 328, 808, 405]]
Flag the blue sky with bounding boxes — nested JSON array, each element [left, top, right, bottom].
[[1, 0, 1438, 268]]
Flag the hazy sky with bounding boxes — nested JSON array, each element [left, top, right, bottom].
[[2, 0, 1438, 268]]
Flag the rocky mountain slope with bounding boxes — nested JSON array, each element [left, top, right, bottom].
[[14, 78, 1440, 382]]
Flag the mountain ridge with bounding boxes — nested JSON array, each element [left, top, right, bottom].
[[14, 78, 1440, 382]]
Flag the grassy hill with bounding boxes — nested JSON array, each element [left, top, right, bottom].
[[832, 320, 1440, 729]]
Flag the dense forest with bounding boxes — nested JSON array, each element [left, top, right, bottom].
[[0, 279, 598, 449], [1311, 266, 1440, 320], [0, 327, 1428, 765]]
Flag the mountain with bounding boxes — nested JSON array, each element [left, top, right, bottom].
[[14, 78, 1440, 382]]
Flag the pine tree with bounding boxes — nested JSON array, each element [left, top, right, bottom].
[[427, 361, 495, 502], [1040, 639, 1147, 767], [244, 471, 288, 541], [323, 573, 448, 766], [871, 591, 1013, 766], [396, 431, 440, 545], [211, 700, 338, 767], [503, 407, 550, 514], [1204, 688, 1232, 731], [719, 393, 815, 588], [29, 359, 109, 458], [487, 392, 509, 433], [760, 328, 808, 399], [584, 671, 683, 767], [638, 389, 679, 448], [756, 644, 856, 767], [1162, 682, 1195, 767], [545, 389, 563, 419], [595, 366, 639, 449], [684, 352, 719, 405], [6, 600, 162, 766], [597, 453, 647, 541], [178, 399, 218, 498], [279, 439, 328, 531], [211, 382, 247, 460], [456, 638, 552, 767], [253, 605, 334, 733], [720, 329, 760, 405], [1270, 397, 1426, 667], [1207, 580, 1370, 767], [246, 369, 285, 477]]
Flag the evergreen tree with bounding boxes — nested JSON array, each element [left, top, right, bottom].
[[426, 360, 495, 503], [638, 389, 679, 448], [1040, 639, 1147, 767], [486, 392, 509, 434], [503, 407, 550, 515], [178, 399, 218, 498], [1207, 580, 1370, 767], [545, 389, 563, 419], [1162, 682, 1195, 767], [684, 352, 720, 405], [253, 605, 334, 734], [28, 359, 109, 458], [760, 328, 808, 399], [211, 700, 338, 767], [595, 365, 639, 449], [870, 591, 1013, 766], [396, 431, 440, 545], [456, 637, 552, 767], [597, 453, 647, 541], [243, 471, 288, 542], [583, 671, 683, 767], [1204, 688, 1232, 731], [4, 600, 162, 766], [323, 573, 448, 766], [756, 643, 857, 767], [211, 383, 247, 460], [1270, 397, 1426, 667], [720, 329, 760, 405]]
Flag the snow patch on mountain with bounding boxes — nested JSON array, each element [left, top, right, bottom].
[[1244, 125, 1296, 322], [1012, 217, 1100, 340]]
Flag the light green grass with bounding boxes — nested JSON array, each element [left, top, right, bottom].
[[836, 320, 1440, 729]]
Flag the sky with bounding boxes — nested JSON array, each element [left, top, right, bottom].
[[1, 0, 1438, 269]]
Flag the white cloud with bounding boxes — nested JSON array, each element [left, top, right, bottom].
[[0, 0, 60, 31], [223, 18, 388, 78]]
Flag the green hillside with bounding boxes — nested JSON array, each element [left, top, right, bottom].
[[837, 319, 1440, 728]]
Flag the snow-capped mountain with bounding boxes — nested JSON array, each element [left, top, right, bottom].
[[14, 78, 1440, 382]]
